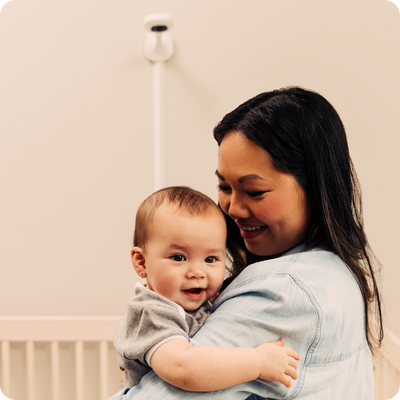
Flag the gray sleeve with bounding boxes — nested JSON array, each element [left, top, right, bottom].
[[114, 286, 191, 368]]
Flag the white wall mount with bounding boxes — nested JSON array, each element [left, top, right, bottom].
[[143, 13, 174, 192]]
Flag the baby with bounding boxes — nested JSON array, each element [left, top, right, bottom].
[[113, 186, 300, 392]]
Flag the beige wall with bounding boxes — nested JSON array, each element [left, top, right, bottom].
[[0, 0, 399, 336]]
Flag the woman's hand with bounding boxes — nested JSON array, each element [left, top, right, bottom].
[[255, 338, 300, 388]]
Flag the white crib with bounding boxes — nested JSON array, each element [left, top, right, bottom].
[[374, 328, 400, 400], [0, 317, 122, 400], [0, 317, 399, 400]]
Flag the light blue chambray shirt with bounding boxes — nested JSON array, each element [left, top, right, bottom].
[[108, 244, 374, 400]]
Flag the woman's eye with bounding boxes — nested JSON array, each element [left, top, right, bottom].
[[205, 256, 217, 263], [171, 255, 186, 262], [247, 191, 267, 198], [217, 184, 231, 193]]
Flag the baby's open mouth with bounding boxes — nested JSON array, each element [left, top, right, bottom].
[[184, 288, 203, 294]]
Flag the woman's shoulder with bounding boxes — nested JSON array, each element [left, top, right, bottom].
[[221, 244, 361, 312], [233, 244, 347, 283]]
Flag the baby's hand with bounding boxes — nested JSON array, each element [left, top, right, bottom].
[[255, 338, 300, 388]]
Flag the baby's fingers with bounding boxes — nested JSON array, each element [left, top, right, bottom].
[[279, 374, 292, 389], [285, 365, 298, 381], [284, 347, 301, 360], [288, 357, 298, 370]]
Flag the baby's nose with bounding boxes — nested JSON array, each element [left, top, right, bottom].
[[186, 265, 205, 279]]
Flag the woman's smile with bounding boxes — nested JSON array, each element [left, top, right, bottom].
[[241, 225, 266, 232], [239, 224, 268, 239]]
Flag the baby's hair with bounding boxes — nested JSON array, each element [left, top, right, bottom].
[[133, 186, 223, 248]]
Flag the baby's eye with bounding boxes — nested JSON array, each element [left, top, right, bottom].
[[171, 254, 186, 262], [205, 256, 217, 263]]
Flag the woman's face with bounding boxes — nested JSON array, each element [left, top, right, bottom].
[[217, 131, 310, 257]]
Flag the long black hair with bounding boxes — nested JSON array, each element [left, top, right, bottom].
[[213, 86, 383, 354]]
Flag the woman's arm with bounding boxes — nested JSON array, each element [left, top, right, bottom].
[[150, 338, 299, 391]]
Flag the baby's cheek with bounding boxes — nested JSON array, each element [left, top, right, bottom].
[[212, 270, 225, 291]]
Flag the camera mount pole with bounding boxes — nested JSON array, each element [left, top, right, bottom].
[[143, 14, 174, 192]]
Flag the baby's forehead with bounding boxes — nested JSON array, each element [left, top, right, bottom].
[[154, 202, 222, 221], [149, 203, 227, 246]]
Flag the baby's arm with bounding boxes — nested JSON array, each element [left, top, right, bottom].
[[150, 337, 300, 392]]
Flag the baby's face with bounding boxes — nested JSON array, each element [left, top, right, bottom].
[[141, 206, 226, 311]]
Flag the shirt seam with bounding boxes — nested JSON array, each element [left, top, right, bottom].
[[221, 249, 304, 292], [282, 250, 323, 400], [280, 271, 323, 400]]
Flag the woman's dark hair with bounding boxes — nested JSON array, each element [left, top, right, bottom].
[[213, 86, 383, 353]]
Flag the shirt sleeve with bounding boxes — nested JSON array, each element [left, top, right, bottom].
[[108, 273, 319, 400], [145, 335, 188, 367], [114, 286, 191, 369]]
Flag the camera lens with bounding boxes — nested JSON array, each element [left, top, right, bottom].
[[151, 25, 167, 32]]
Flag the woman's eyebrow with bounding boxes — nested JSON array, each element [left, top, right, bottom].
[[238, 174, 265, 183], [215, 170, 265, 183], [215, 170, 225, 181]]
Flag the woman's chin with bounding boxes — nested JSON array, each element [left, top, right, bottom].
[[244, 239, 287, 258], [245, 242, 273, 257]]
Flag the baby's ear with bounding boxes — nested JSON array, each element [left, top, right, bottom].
[[131, 247, 147, 278]]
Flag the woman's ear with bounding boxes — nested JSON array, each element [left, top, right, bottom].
[[131, 246, 147, 278]]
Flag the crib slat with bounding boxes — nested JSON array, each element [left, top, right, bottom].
[[382, 359, 390, 400], [1, 340, 11, 398], [390, 367, 398, 395], [375, 362, 384, 400], [75, 340, 84, 400], [396, 370, 400, 396], [51, 341, 60, 400], [26, 341, 35, 400], [100, 340, 108, 399]]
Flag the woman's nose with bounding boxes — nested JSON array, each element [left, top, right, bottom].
[[225, 194, 250, 220]]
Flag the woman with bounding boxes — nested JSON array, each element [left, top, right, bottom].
[[112, 86, 383, 399]]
